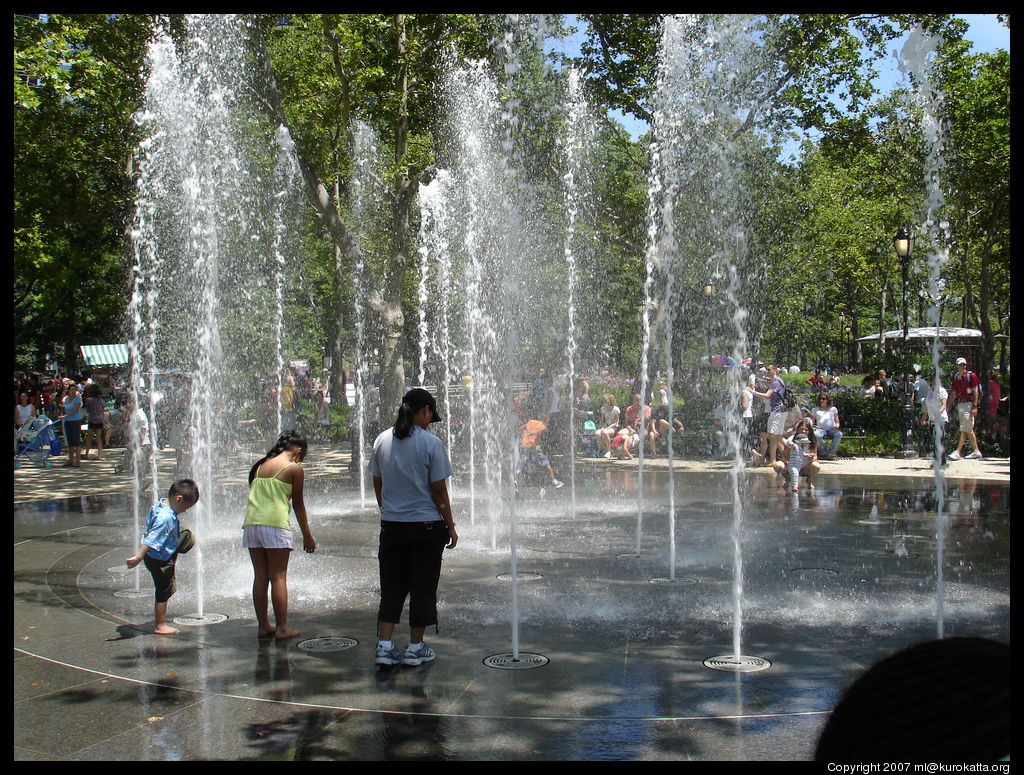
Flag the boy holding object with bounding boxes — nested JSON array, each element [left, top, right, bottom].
[[127, 479, 199, 635]]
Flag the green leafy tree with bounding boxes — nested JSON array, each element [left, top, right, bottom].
[[254, 13, 503, 411], [14, 14, 155, 371], [931, 41, 1010, 411]]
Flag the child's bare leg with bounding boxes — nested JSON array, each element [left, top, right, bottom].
[[805, 461, 819, 489], [266, 549, 298, 639], [756, 432, 768, 459], [249, 548, 276, 637], [153, 601, 179, 635]]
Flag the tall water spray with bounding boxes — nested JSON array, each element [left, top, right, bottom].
[[444, 59, 514, 546], [645, 14, 764, 666], [413, 17, 567, 666], [559, 70, 595, 519], [899, 26, 952, 639], [128, 15, 302, 616], [417, 169, 458, 477]]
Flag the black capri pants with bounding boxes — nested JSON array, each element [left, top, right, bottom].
[[377, 520, 448, 629]]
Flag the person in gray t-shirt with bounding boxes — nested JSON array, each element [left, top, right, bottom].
[[368, 388, 457, 667]]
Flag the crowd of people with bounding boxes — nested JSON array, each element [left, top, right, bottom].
[[473, 355, 1007, 494], [13, 370, 130, 467], [15, 354, 1008, 487]]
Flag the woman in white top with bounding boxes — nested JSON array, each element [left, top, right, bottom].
[[594, 393, 621, 454], [15, 392, 36, 427], [812, 393, 843, 459], [14, 392, 37, 451]]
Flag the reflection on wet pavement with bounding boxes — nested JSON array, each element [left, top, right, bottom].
[[14, 472, 1009, 760]]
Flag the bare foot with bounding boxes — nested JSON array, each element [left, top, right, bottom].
[[274, 627, 300, 640], [808, 483, 816, 490], [154, 624, 180, 635], [257, 628, 276, 639]]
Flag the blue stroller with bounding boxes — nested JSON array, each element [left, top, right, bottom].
[[14, 416, 61, 469]]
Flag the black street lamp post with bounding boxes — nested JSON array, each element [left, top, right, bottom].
[[894, 227, 917, 458]]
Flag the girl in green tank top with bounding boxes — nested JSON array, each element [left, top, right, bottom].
[[242, 431, 316, 641]]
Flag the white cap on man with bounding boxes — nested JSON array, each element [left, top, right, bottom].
[[956, 357, 967, 365]]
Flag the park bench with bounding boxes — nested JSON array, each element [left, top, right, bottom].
[[839, 428, 868, 457]]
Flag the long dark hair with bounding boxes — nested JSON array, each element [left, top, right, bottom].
[[393, 388, 438, 439], [393, 398, 420, 440], [249, 430, 307, 484]]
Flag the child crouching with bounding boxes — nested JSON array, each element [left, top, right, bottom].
[[772, 419, 820, 493]]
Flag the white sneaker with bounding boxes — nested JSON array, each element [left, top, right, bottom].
[[402, 642, 436, 666], [966, 450, 983, 459], [375, 642, 401, 666], [603, 451, 612, 459], [551, 479, 564, 489], [947, 451, 960, 461]]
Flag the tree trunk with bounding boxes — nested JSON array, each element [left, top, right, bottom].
[[330, 182, 347, 405], [975, 194, 1002, 433], [63, 286, 77, 375], [376, 14, 413, 416], [323, 16, 355, 406]]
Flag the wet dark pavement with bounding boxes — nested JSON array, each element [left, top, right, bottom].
[[13, 471, 1010, 760]]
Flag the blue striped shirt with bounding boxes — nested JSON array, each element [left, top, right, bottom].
[[141, 499, 181, 561]]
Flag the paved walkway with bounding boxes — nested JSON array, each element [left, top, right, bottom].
[[14, 443, 1009, 504]]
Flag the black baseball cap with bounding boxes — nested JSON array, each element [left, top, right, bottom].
[[403, 388, 441, 423]]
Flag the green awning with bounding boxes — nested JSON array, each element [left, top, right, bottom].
[[81, 344, 129, 367]]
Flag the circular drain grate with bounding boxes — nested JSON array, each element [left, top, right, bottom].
[[172, 613, 228, 626], [297, 636, 358, 652], [790, 567, 839, 578], [112, 589, 151, 599], [496, 572, 542, 581], [703, 655, 772, 672], [483, 652, 549, 670], [616, 552, 641, 559], [649, 576, 699, 584]]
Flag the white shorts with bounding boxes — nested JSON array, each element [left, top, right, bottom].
[[242, 525, 294, 550], [956, 402, 976, 432], [767, 411, 787, 436]]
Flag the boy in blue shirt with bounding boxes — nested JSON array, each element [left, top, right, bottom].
[[126, 479, 199, 635]]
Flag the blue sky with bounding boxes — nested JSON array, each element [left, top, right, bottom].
[[547, 14, 1010, 142]]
